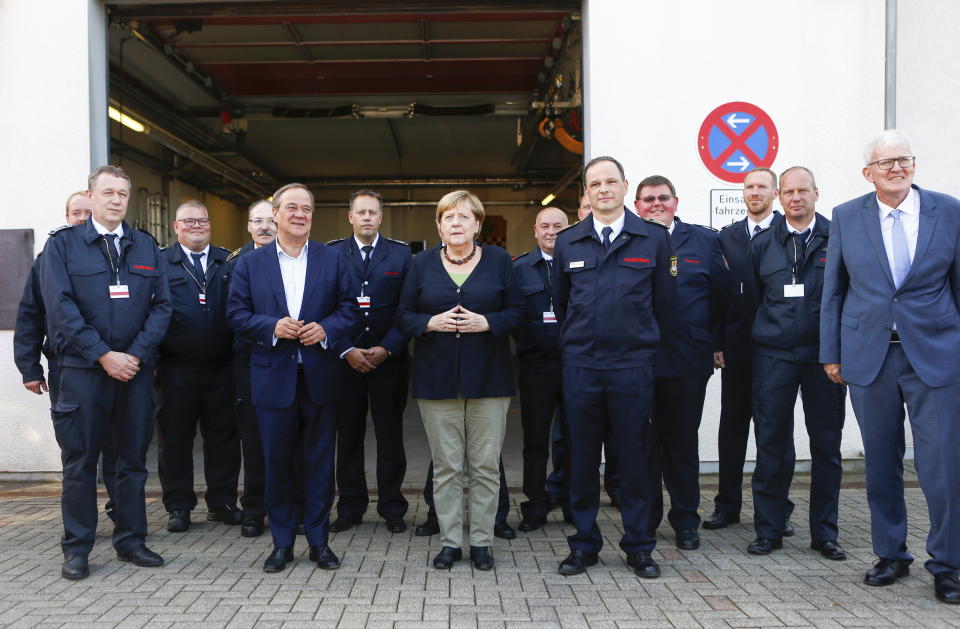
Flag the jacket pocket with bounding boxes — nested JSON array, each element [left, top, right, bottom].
[[50, 402, 83, 455], [936, 311, 960, 330], [840, 313, 859, 329]]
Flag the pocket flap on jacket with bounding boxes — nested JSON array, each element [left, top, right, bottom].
[[51, 402, 80, 414], [936, 311, 960, 329], [67, 262, 105, 276], [840, 313, 859, 329]]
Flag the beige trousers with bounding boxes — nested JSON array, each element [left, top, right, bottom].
[[417, 396, 510, 547]]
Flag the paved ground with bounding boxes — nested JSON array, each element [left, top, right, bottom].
[[2, 465, 959, 628]]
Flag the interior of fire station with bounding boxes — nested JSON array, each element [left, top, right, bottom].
[[104, 1, 584, 255]]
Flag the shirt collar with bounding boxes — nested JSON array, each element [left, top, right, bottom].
[[180, 244, 210, 259], [276, 239, 308, 261], [353, 233, 380, 251], [785, 215, 816, 236], [747, 212, 774, 235], [592, 211, 626, 240], [877, 186, 919, 218], [667, 221, 675, 235], [92, 218, 124, 239], [540, 250, 554, 262]]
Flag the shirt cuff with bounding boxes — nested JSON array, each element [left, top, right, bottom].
[[340, 346, 355, 360]]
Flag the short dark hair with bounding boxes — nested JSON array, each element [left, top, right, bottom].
[[349, 188, 384, 212], [582, 155, 625, 188], [635, 175, 676, 199], [88, 165, 131, 192], [744, 167, 778, 189], [779, 165, 817, 189]]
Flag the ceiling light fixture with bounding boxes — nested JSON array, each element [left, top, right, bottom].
[[540, 193, 556, 206], [108, 106, 146, 133]]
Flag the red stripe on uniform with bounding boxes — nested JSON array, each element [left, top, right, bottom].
[[623, 258, 649, 262], [132, 265, 154, 270], [384, 271, 400, 275], [683, 258, 700, 264]]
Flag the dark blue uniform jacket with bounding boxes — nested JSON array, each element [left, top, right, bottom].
[[512, 246, 560, 364], [40, 219, 172, 368], [14, 254, 51, 382], [654, 218, 728, 379], [746, 212, 831, 364], [158, 244, 233, 366], [397, 243, 523, 400], [552, 210, 676, 369]]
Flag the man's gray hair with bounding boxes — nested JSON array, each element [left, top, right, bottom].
[[864, 129, 912, 164]]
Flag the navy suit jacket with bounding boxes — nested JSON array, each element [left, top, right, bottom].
[[716, 212, 782, 364], [654, 217, 727, 379], [397, 243, 523, 399], [327, 235, 412, 373], [226, 240, 359, 408], [821, 185, 960, 387]]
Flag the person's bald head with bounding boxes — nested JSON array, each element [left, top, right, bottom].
[[577, 193, 592, 221], [534, 206, 569, 255]]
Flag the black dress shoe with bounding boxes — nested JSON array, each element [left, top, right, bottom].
[[626, 551, 661, 578], [167, 509, 190, 533], [747, 537, 783, 555], [308, 545, 341, 570], [864, 558, 911, 586], [494, 521, 516, 540], [295, 523, 306, 536], [330, 516, 361, 533], [783, 522, 795, 537], [558, 550, 598, 576], [702, 511, 740, 530], [469, 546, 494, 570], [415, 515, 440, 537], [432, 546, 462, 569], [518, 517, 545, 532], [675, 528, 700, 550], [62, 553, 89, 580], [117, 545, 164, 567], [207, 505, 243, 525], [561, 506, 574, 524], [241, 516, 264, 538], [385, 517, 406, 533], [263, 547, 294, 572], [935, 571, 960, 604], [811, 540, 847, 560]]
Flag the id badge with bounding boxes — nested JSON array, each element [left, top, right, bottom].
[[784, 284, 805, 298], [357, 295, 371, 309], [542, 311, 557, 324], [109, 284, 130, 299], [198, 293, 206, 305]]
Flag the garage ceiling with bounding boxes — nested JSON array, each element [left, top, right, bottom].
[[106, 1, 583, 206]]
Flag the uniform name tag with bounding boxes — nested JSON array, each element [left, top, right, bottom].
[[569, 260, 584, 269], [198, 293, 206, 305], [357, 295, 371, 309], [542, 311, 557, 323], [109, 284, 130, 299], [784, 284, 805, 298]]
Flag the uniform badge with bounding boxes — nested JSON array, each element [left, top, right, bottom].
[[670, 256, 678, 277]]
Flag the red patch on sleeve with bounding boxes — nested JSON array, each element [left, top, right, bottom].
[[623, 258, 649, 263], [132, 265, 155, 270], [683, 258, 700, 264], [384, 271, 401, 275]]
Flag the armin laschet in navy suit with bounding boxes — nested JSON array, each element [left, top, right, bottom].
[[633, 175, 727, 551], [227, 183, 358, 573], [821, 130, 960, 604], [327, 189, 412, 534]]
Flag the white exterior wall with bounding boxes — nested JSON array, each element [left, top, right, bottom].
[[582, 0, 953, 462]]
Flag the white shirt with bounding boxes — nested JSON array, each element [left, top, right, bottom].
[[180, 244, 210, 274], [274, 240, 326, 355], [785, 215, 816, 241], [592, 211, 626, 244], [541, 251, 554, 262], [354, 233, 380, 262], [92, 218, 124, 255], [667, 221, 675, 235], [746, 212, 775, 239], [878, 187, 920, 269]]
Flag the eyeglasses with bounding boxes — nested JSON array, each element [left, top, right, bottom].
[[866, 155, 916, 170], [281, 203, 314, 215], [639, 194, 675, 204], [248, 218, 277, 226], [177, 218, 210, 226]]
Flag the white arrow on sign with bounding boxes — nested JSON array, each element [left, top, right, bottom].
[[726, 113, 750, 129], [726, 156, 751, 171]]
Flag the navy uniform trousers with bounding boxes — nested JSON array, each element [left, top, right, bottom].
[[518, 359, 566, 521], [752, 353, 845, 541], [564, 365, 657, 553], [234, 355, 266, 519], [55, 366, 154, 555], [335, 367, 410, 521], [850, 343, 960, 574]]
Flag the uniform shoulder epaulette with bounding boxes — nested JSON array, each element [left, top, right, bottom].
[[643, 217, 669, 228], [214, 245, 231, 253], [384, 236, 409, 246], [48, 224, 71, 236], [325, 237, 347, 246], [557, 221, 579, 234], [720, 221, 739, 231], [226, 246, 243, 262], [136, 229, 160, 245], [512, 251, 530, 262], [699, 224, 719, 232]]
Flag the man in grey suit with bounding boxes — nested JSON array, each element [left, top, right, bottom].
[[821, 130, 960, 604]]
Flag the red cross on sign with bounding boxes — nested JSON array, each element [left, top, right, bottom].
[[697, 101, 779, 183]]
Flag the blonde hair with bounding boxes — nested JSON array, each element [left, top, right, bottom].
[[435, 190, 485, 225]]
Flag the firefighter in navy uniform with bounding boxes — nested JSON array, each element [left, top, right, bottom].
[[326, 189, 412, 533], [512, 206, 570, 532], [156, 200, 242, 534], [553, 156, 676, 578], [633, 176, 728, 551], [40, 165, 171, 580]]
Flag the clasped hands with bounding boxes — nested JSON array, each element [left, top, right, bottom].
[[274, 317, 326, 346], [426, 305, 490, 334], [98, 351, 142, 382]]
